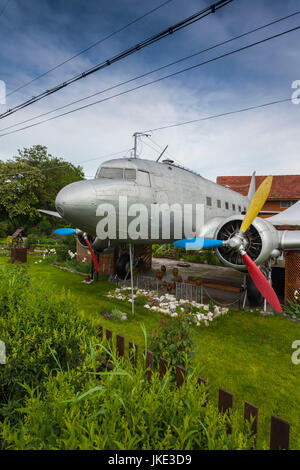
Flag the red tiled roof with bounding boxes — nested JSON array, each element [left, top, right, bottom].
[[216, 175, 300, 200]]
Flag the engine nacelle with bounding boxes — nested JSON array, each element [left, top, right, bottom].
[[214, 216, 279, 270]]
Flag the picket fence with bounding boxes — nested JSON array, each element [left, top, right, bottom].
[[98, 325, 290, 450]]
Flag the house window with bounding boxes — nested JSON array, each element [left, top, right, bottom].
[[217, 199, 221, 208], [280, 200, 297, 208], [206, 197, 212, 206], [225, 202, 229, 210]]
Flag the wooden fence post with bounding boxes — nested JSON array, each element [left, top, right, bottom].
[[129, 342, 138, 366], [145, 350, 153, 383], [176, 365, 187, 388], [99, 325, 103, 340], [159, 357, 169, 379], [218, 388, 233, 434], [270, 415, 290, 450], [106, 329, 113, 360], [244, 401, 258, 439], [116, 334, 125, 357]]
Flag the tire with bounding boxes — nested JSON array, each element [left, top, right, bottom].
[[246, 273, 264, 307], [116, 253, 130, 280]]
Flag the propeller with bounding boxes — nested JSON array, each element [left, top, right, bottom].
[[84, 236, 101, 276], [54, 228, 101, 276], [173, 175, 282, 313], [54, 228, 76, 236], [174, 238, 224, 249]]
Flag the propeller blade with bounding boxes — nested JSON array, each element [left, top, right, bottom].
[[240, 175, 273, 233], [54, 228, 76, 236], [173, 238, 224, 249], [242, 252, 282, 313], [84, 237, 101, 276]]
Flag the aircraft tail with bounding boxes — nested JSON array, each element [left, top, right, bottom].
[[247, 171, 256, 200]]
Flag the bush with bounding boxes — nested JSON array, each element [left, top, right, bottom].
[[56, 244, 70, 261], [0, 264, 97, 406], [0, 221, 9, 238], [0, 351, 255, 450], [149, 312, 197, 367]]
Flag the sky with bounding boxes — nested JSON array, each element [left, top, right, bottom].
[[0, 0, 299, 181]]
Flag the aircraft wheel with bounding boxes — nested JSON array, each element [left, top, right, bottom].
[[246, 273, 264, 307], [116, 253, 130, 280]]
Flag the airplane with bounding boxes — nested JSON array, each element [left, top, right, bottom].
[[40, 153, 300, 314]]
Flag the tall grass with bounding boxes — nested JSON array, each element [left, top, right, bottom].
[[0, 264, 255, 450]]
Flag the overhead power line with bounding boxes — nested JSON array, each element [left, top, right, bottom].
[[0, 23, 298, 138], [0, 148, 131, 179], [7, 0, 175, 98], [144, 98, 293, 132], [1, 10, 299, 134], [0, 0, 234, 120]]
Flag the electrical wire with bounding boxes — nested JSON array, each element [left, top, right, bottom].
[[0, 148, 131, 178], [3, 9, 299, 133], [0, 0, 234, 119], [0, 24, 298, 138], [6, 0, 175, 98], [144, 97, 292, 132]]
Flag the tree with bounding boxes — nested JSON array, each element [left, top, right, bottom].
[[0, 145, 84, 232], [14, 145, 84, 210]]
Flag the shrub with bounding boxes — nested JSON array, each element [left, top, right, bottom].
[[0, 264, 97, 406], [283, 300, 300, 319], [56, 244, 70, 261], [110, 308, 126, 322], [0, 221, 9, 238], [0, 352, 255, 450], [149, 313, 197, 367]]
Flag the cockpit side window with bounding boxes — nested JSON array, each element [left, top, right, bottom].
[[98, 167, 124, 179], [138, 170, 150, 187], [124, 169, 136, 180]]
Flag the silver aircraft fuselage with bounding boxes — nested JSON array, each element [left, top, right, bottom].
[[55, 157, 250, 242]]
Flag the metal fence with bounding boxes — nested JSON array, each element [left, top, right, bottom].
[[109, 274, 246, 309]]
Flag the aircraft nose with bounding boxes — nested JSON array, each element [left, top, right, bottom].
[[55, 180, 96, 218]]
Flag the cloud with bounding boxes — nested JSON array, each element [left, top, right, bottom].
[[0, 0, 299, 186]]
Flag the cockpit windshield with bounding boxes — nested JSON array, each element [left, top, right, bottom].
[[97, 167, 136, 180]]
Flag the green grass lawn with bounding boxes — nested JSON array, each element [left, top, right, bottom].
[[2, 255, 300, 449]]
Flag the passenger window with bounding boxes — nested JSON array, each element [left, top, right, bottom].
[[225, 202, 229, 209], [124, 169, 136, 180], [232, 204, 236, 211], [138, 170, 150, 187], [217, 200, 221, 208], [206, 197, 212, 206]]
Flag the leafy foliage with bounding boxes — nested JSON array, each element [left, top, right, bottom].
[[0, 145, 84, 232], [0, 264, 97, 405], [149, 313, 197, 367]]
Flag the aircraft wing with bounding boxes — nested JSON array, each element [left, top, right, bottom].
[[38, 209, 62, 218], [267, 200, 300, 226]]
